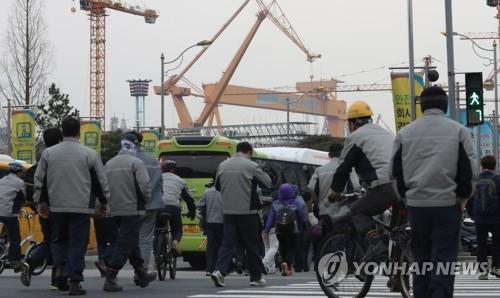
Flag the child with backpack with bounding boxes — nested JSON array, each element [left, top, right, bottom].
[[466, 155, 500, 280], [263, 183, 305, 276]]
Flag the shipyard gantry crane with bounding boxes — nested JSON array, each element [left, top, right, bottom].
[[75, 0, 158, 128]]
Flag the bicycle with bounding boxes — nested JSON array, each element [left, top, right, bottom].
[[315, 193, 412, 298], [154, 211, 177, 281], [0, 209, 48, 276]]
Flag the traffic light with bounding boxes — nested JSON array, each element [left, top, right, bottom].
[[465, 72, 484, 126]]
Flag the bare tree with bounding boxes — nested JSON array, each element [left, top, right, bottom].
[[0, 0, 52, 108]]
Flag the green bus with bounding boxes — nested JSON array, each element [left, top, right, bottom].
[[157, 135, 238, 268], [157, 135, 329, 268]]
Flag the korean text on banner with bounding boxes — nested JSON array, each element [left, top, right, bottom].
[[390, 72, 424, 131], [141, 130, 160, 157], [11, 110, 36, 164], [80, 120, 101, 154]]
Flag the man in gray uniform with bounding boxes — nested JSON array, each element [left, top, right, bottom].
[[211, 142, 272, 288], [103, 132, 156, 292], [34, 117, 109, 295], [390, 86, 478, 298]]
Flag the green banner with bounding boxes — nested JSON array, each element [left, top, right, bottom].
[[11, 110, 36, 164], [80, 120, 101, 154], [141, 130, 160, 157]]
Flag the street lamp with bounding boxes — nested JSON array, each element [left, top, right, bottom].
[[448, 31, 498, 167], [160, 40, 212, 139], [285, 87, 324, 144]]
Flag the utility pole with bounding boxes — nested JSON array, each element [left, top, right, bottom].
[[445, 0, 457, 120], [494, 40, 499, 168], [407, 0, 416, 121], [7, 98, 11, 155], [160, 53, 165, 139]]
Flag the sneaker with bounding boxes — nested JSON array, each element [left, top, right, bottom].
[[205, 272, 212, 276], [172, 240, 181, 255], [491, 267, 500, 278], [235, 262, 244, 275], [211, 270, 225, 287], [54, 265, 69, 292], [479, 272, 489, 280], [12, 260, 22, 273], [249, 279, 266, 287], [68, 281, 87, 296], [20, 262, 31, 287], [94, 260, 107, 278], [280, 263, 288, 277]]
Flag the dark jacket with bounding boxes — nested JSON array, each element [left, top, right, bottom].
[[467, 170, 500, 225], [264, 184, 306, 234]]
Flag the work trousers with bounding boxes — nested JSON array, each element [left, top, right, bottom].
[[139, 211, 157, 270], [0, 216, 21, 261], [108, 216, 144, 271], [349, 183, 396, 235], [160, 206, 182, 242], [277, 233, 299, 268], [215, 214, 262, 281], [408, 206, 461, 298], [476, 223, 500, 271], [50, 213, 90, 282], [205, 223, 223, 273], [94, 216, 118, 264]]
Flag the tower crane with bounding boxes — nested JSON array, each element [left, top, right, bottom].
[[154, 0, 322, 133], [74, 0, 158, 128]]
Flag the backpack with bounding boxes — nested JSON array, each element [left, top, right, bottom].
[[275, 203, 297, 235], [474, 176, 498, 217]]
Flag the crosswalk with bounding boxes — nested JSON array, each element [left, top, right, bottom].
[[188, 274, 500, 298]]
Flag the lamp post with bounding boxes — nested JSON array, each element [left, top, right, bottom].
[[407, 0, 416, 121], [7, 98, 11, 155], [453, 32, 498, 166], [445, 0, 457, 120], [159, 40, 212, 139]]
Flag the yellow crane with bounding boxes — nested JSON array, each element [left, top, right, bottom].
[[74, 0, 158, 127]]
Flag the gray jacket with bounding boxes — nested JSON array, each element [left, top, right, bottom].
[[390, 109, 479, 207], [34, 138, 110, 214], [215, 153, 272, 215], [162, 172, 188, 208], [198, 187, 223, 224], [332, 123, 394, 192], [0, 174, 26, 217], [308, 158, 359, 216], [136, 150, 164, 211], [105, 150, 151, 216]]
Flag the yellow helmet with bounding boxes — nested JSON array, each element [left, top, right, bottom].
[[347, 101, 373, 120]]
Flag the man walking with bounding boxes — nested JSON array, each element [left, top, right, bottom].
[[390, 86, 478, 298], [103, 132, 156, 292], [34, 117, 110, 295], [211, 141, 272, 287]]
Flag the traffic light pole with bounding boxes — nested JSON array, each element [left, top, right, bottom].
[[494, 41, 498, 169]]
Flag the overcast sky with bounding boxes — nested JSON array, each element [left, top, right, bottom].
[[0, 0, 498, 133]]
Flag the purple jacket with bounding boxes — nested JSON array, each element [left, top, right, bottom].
[[264, 184, 306, 234]]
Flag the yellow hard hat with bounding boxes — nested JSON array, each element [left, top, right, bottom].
[[347, 101, 373, 120]]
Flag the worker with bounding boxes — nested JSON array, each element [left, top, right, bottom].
[[0, 161, 26, 273], [328, 101, 397, 262], [390, 86, 478, 298]]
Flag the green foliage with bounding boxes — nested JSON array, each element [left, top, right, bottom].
[[36, 83, 79, 131], [297, 135, 344, 157], [101, 129, 123, 164]]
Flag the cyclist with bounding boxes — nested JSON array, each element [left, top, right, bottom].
[[0, 161, 26, 272], [328, 101, 397, 262], [159, 160, 196, 252]]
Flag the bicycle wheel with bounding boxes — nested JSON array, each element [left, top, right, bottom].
[[168, 232, 177, 279], [155, 233, 168, 281], [316, 231, 373, 298], [0, 244, 6, 275], [25, 243, 47, 276], [398, 241, 413, 298]]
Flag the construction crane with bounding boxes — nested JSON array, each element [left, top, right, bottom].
[[74, 0, 158, 128], [154, 0, 321, 133]]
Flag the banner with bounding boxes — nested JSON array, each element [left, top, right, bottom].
[[80, 120, 101, 154], [390, 73, 425, 132], [459, 109, 494, 157], [141, 130, 160, 157], [11, 110, 36, 164]]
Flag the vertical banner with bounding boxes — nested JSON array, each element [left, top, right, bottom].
[[390, 73, 425, 132], [80, 120, 101, 154], [11, 110, 36, 164], [141, 130, 160, 157]]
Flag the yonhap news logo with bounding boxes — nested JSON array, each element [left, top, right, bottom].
[[318, 251, 349, 286]]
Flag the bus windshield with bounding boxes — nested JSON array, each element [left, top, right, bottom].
[[160, 151, 229, 179]]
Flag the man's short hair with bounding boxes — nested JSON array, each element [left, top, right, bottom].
[[61, 117, 80, 137], [236, 141, 253, 154], [481, 155, 496, 171], [43, 128, 63, 147]]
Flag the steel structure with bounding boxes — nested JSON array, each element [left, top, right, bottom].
[[127, 79, 151, 130], [77, 0, 158, 128]]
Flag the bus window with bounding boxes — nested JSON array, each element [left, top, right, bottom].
[[159, 151, 229, 179]]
